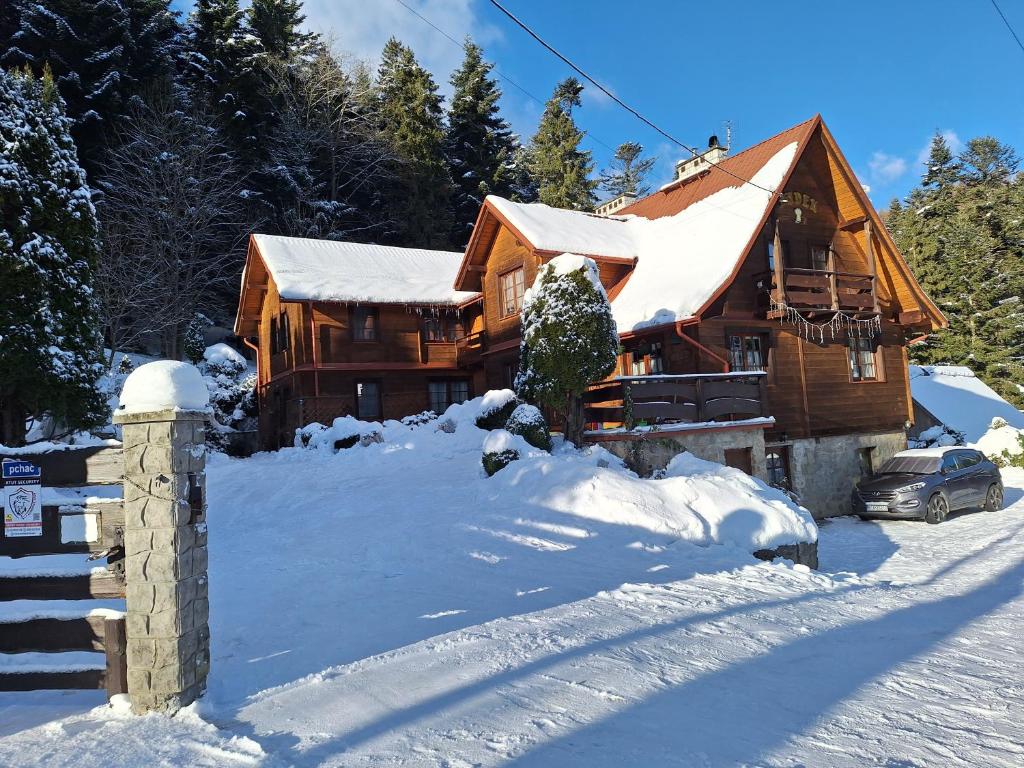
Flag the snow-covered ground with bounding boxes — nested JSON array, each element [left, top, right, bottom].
[[2, 423, 1022, 765]]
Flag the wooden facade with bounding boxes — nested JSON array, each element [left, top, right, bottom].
[[235, 239, 484, 448], [454, 116, 944, 450], [236, 116, 945, 457]]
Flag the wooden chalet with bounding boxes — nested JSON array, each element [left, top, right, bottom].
[[235, 116, 947, 515], [452, 115, 946, 514], [234, 235, 483, 448]]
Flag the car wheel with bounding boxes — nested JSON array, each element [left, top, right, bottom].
[[925, 493, 948, 525], [984, 484, 1004, 512]]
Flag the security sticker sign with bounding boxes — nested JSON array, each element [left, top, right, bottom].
[[2, 459, 42, 537]]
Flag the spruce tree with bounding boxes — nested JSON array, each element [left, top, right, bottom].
[[528, 77, 596, 210], [247, 0, 315, 61], [599, 141, 656, 199], [0, 67, 106, 445], [377, 37, 453, 247], [445, 39, 519, 244], [2, 0, 182, 174], [888, 134, 1024, 408], [515, 255, 618, 445]]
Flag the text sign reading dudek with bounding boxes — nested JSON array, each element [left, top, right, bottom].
[[2, 458, 43, 538]]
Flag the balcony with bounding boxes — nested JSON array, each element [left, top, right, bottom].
[[455, 330, 487, 367], [583, 372, 769, 434], [756, 268, 879, 317]]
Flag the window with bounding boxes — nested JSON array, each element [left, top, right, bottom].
[[270, 316, 279, 354], [503, 363, 516, 390], [351, 307, 379, 342], [422, 311, 463, 342], [429, 379, 470, 414], [278, 311, 290, 351], [766, 447, 791, 490], [848, 336, 878, 381], [953, 451, 981, 469], [499, 267, 526, 318], [423, 315, 445, 342], [355, 381, 381, 419], [940, 453, 959, 475], [811, 244, 830, 271], [728, 334, 766, 372], [627, 342, 664, 376], [649, 342, 664, 374]]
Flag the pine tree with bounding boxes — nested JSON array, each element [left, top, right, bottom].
[[445, 39, 519, 245], [377, 37, 453, 247], [515, 255, 618, 445], [959, 136, 1019, 185], [0, 67, 106, 445], [184, 315, 208, 364], [922, 132, 960, 190], [247, 0, 315, 61], [528, 77, 596, 210], [2, 0, 182, 175], [599, 141, 656, 199]]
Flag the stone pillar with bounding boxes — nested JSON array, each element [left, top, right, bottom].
[[112, 408, 209, 714]]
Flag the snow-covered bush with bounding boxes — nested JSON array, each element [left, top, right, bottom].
[[515, 254, 618, 445], [505, 404, 551, 451], [976, 418, 1024, 468], [184, 315, 210, 365], [116, 355, 135, 376], [910, 423, 965, 449], [296, 416, 383, 452], [199, 344, 256, 455], [474, 389, 519, 430], [481, 429, 521, 476], [402, 411, 437, 428]]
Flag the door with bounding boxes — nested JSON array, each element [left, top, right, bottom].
[[724, 447, 753, 475], [957, 450, 989, 506], [942, 452, 976, 509]]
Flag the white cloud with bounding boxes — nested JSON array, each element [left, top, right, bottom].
[[301, 0, 501, 95], [915, 129, 964, 169], [867, 151, 908, 185]]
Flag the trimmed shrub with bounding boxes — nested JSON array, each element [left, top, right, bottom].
[[481, 428, 521, 476], [505, 404, 551, 451], [475, 390, 519, 430], [482, 448, 520, 477]]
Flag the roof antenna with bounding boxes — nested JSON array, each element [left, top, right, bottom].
[[724, 120, 733, 151]]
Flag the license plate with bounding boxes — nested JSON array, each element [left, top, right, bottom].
[[865, 502, 889, 512]]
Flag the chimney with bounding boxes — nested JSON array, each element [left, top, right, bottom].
[[672, 134, 728, 183], [594, 193, 637, 216]]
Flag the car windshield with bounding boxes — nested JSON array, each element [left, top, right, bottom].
[[878, 456, 941, 475]]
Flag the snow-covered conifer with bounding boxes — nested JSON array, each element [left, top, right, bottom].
[[515, 254, 618, 445], [528, 78, 596, 211], [0, 67, 106, 444]]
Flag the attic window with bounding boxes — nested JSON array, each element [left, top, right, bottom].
[[499, 268, 525, 318], [351, 306, 379, 342]]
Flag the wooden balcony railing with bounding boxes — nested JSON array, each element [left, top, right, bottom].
[[756, 268, 879, 316], [456, 330, 487, 367], [584, 372, 768, 428]]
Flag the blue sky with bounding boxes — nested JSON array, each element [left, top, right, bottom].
[[172, 0, 1024, 206]]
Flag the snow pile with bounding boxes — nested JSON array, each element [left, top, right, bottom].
[[975, 418, 1024, 465], [253, 233, 479, 305], [116, 361, 210, 414], [295, 415, 383, 450], [910, 365, 1024, 443], [910, 424, 963, 449], [486, 141, 798, 333]]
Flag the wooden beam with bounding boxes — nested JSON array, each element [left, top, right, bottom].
[[0, 615, 110, 653], [0, 572, 125, 601], [838, 214, 867, 230], [0, 669, 105, 692], [104, 617, 128, 697], [865, 219, 881, 315], [772, 217, 786, 305]]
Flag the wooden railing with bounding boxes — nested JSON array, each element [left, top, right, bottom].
[[757, 268, 878, 314], [584, 372, 768, 428], [456, 330, 487, 367]]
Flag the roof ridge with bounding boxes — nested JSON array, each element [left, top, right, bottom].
[[623, 115, 819, 208]]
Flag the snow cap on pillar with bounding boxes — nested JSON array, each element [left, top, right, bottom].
[[117, 360, 209, 415]]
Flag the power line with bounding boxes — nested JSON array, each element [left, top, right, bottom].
[[390, 0, 616, 152], [486, 0, 776, 193], [990, 0, 1024, 55]]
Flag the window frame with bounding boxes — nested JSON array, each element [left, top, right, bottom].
[[354, 379, 383, 420], [727, 332, 768, 373], [847, 335, 882, 383], [428, 378, 471, 414], [498, 266, 526, 319], [350, 306, 380, 343], [765, 446, 792, 490]]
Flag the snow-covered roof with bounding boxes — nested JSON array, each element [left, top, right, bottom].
[[253, 234, 479, 306], [910, 365, 1024, 443], [484, 141, 798, 333]]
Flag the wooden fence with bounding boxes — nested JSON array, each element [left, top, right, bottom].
[[584, 372, 768, 428], [0, 445, 127, 698]]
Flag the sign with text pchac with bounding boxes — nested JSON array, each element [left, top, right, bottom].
[[2, 458, 42, 538]]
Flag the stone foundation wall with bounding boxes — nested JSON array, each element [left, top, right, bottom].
[[787, 430, 907, 519], [601, 427, 768, 480]]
